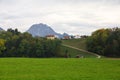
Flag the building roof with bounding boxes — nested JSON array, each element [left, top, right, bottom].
[[46, 35, 55, 37]]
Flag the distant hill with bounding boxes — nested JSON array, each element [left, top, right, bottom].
[[63, 33, 69, 36], [0, 27, 4, 31], [27, 23, 64, 38]]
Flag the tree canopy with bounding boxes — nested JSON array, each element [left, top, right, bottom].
[[0, 29, 62, 57], [86, 27, 120, 57]]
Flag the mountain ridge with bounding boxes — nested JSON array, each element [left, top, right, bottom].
[[0, 27, 4, 31], [27, 23, 66, 38]]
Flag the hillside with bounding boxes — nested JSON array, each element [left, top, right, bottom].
[[27, 23, 63, 38], [60, 45, 96, 58], [0, 27, 4, 31], [27, 23, 57, 37], [61, 38, 101, 58], [62, 38, 87, 50]]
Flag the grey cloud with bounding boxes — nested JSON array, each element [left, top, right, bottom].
[[37, 0, 120, 5], [66, 23, 95, 28], [0, 0, 120, 35], [0, 0, 120, 5], [0, 0, 18, 4]]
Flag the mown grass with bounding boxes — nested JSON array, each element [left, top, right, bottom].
[[0, 58, 120, 80], [62, 38, 87, 50], [61, 46, 96, 58], [61, 38, 97, 58]]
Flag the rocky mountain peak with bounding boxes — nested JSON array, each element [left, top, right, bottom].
[[27, 23, 60, 37]]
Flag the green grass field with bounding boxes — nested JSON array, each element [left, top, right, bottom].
[[61, 46, 96, 58], [61, 39, 98, 58], [62, 38, 87, 50], [0, 58, 120, 80]]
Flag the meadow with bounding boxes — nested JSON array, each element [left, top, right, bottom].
[[61, 46, 97, 58], [0, 58, 120, 80], [62, 38, 87, 50], [61, 39, 98, 58]]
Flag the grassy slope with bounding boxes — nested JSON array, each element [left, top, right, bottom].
[[62, 38, 87, 50], [60, 46, 96, 58], [0, 58, 120, 80], [61, 38, 98, 58]]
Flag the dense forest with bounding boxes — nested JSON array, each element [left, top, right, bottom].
[[86, 27, 120, 57], [0, 27, 120, 58], [0, 29, 62, 57]]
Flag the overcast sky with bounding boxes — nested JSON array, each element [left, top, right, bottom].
[[0, 0, 120, 35]]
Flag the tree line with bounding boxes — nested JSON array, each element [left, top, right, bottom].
[[0, 29, 62, 57], [86, 27, 120, 57]]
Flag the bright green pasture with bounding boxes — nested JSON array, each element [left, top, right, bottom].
[[62, 38, 87, 50], [0, 58, 120, 80], [61, 46, 96, 58]]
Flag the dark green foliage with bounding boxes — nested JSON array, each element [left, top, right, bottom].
[[0, 28, 61, 57], [104, 28, 120, 57], [0, 39, 6, 56], [86, 27, 120, 57]]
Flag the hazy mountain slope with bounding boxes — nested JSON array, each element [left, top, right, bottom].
[[27, 23, 63, 38]]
